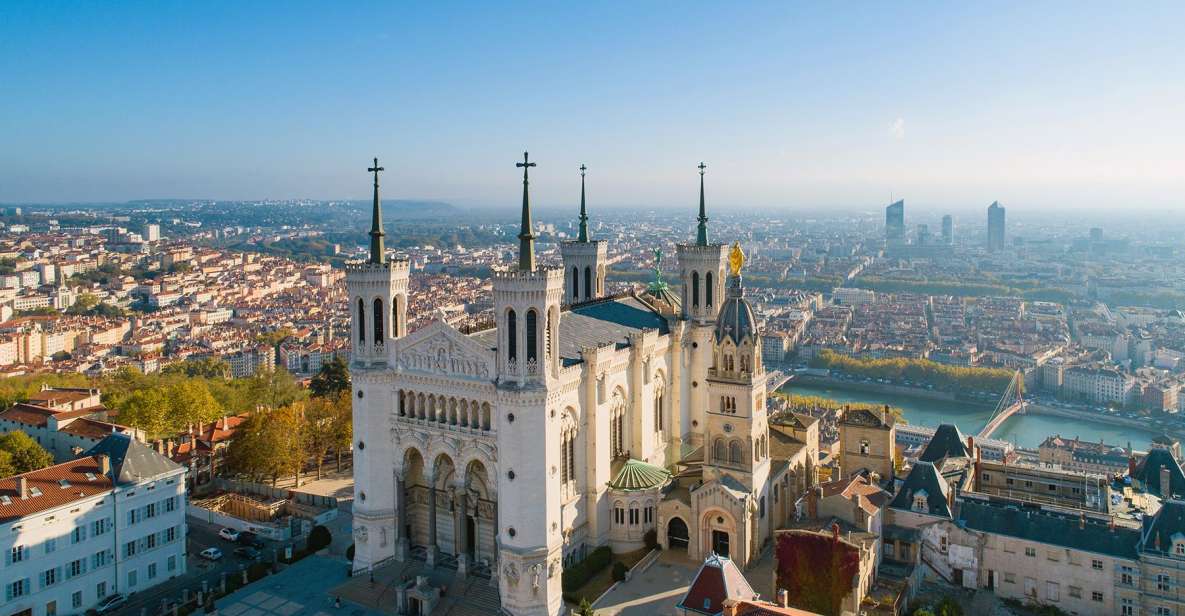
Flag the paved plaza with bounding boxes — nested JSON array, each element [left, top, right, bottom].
[[216, 556, 385, 616]]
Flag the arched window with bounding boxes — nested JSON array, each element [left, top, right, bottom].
[[729, 440, 742, 464], [507, 309, 518, 363], [584, 266, 592, 299], [392, 297, 401, 337], [546, 311, 553, 360], [357, 298, 366, 343], [629, 504, 639, 526], [706, 272, 714, 306], [572, 267, 579, 298], [373, 298, 384, 343], [714, 438, 726, 462], [526, 309, 538, 363], [692, 272, 700, 307], [614, 502, 625, 525]]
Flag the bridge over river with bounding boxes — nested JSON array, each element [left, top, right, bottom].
[[976, 371, 1026, 439]]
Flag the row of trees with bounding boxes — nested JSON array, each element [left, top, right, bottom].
[[225, 357, 353, 486], [809, 350, 1017, 394]]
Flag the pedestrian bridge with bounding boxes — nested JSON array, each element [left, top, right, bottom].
[[976, 371, 1025, 439]]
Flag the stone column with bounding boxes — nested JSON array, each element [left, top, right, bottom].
[[426, 485, 439, 566], [455, 487, 469, 576], [395, 476, 409, 561]]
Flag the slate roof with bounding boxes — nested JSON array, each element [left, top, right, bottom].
[[889, 461, 952, 518], [1132, 448, 1185, 497], [958, 497, 1139, 560], [85, 432, 184, 486], [918, 424, 970, 463], [1140, 499, 1185, 556], [677, 553, 759, 615], [608, 459, 671, 492], [715, 275, 758, 346], [472, 294, 669, 367]]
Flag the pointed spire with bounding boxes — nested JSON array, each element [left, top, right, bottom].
[[367, 157, 386, 264], [696, 162, 709, 246], [577, 164, 590, 242], [516, 151, 537, 271]]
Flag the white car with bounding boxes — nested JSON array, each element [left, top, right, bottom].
[[218, 527, 241, 542], [200, 547, 223, 561]]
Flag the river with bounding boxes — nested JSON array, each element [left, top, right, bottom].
[[780, 382, 1160, 450]]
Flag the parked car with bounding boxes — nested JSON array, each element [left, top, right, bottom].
[[234, 546, 261, 560], [200, 547, 224, 561], [237, 531, 265, 548], [92, 593, 127, 614], [218, 527, 241, 542]]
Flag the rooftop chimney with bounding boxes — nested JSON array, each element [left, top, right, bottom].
[[17, 477, 27, 500], [777, 589, 790, 608], [97, 454, 111, 478], [1162, 466, 1173, 496], [831, 522, 840, 542], [1129, 455, 1138, 478]]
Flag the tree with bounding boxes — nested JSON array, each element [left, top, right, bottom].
[[166, 380, 222, 429], [113, 388, 170, 438], [302, 397, 340, 480], [0, 432, 54, 474], [328, 391, 353, 472], [576, 598, 595, 616], [309, 356, 350, 399], [65, 293, 100, 315], [244, 367, 305, 411], [225, 404, 303, 486], [0, 450, 17, 478]]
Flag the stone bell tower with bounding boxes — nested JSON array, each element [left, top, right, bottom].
[[349, 157, 410, 572], [493, 152, 565, 616], [559, 164, 608, 305], [677, 162, 727, 447]]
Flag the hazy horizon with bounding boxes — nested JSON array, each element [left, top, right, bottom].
[[2, 2, 1183, 211]]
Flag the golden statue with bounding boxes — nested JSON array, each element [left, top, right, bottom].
[[728, 242, 745, 276]]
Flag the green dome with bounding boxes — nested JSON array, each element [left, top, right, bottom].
[[608, 459, 671, 492]]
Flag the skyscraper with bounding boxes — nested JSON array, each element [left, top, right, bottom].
[[885, 200, 905, 243], [941, 214, 953, 245], [987, 201, 1006, 252]]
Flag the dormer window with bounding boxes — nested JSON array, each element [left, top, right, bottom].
[[1173, 533, 1185, 556], [912, 489, 928, 513], [860, 439, 871, 455]]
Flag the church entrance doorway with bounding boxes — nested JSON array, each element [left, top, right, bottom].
[[667, 517, 689, 551], [712, 530, 730, 557], [466, 515, 477, 559]]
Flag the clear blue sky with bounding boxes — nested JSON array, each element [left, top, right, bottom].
[[2, 2, 1182, 213]]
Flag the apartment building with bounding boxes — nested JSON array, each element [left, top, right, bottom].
[[0, 433, 186, 616]]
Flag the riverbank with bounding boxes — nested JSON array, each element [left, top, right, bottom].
[[789, 373, 982, 405], [780, 379, 1163, 450], [1026, 403, 1185, 442]]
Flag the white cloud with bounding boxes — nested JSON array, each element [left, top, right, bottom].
[[889, 117, 905, 139]]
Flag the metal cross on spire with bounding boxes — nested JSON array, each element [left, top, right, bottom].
[[367, 157, 386, 264], [577, 163, 590, 242], [696, 162, 709, 246], [516, 151, 537, 271]]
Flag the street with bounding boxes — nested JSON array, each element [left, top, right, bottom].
[[116, 518, 296, 616]]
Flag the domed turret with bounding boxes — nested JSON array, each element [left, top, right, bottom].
[[711, 243, 762, 378], [714, 243, 758, 346]]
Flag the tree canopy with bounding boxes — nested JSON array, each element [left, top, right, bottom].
[[309, 356, 350, 398], [0, 431, 54, 474]]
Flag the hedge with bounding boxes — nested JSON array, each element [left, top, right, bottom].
[[561, 546, 612, 592]]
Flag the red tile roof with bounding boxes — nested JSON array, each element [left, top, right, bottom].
[[679, 554, 759, 615], [0, 456, 113, 522], [0, 403, 55, 427]]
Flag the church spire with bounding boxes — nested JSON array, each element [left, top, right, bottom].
[[696, 162, 709, 246], [577, 164, 590, 242], [367, 157, 386, 264], [516, 151, 537, 271]]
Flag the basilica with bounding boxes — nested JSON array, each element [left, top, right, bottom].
[[347, 154, 818, 616]]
